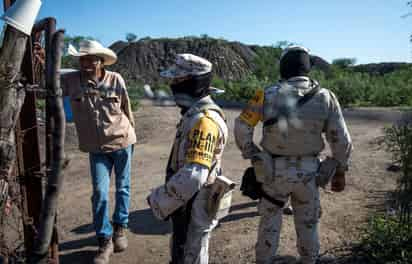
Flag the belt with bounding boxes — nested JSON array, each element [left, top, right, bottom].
[[270, 154, 319, 170], [270, 154, 318, 160], [261, 190, 285, 208]]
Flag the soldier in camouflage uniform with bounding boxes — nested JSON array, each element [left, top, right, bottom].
[[147, 54, 229, 264], [234, 46, 352, 264]]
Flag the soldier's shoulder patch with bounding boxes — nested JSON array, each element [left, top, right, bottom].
[[185, 115, 219, 169], [239, 89, 264, 127]]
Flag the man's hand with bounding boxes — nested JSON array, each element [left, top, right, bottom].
[[331, 168, 346, 192]]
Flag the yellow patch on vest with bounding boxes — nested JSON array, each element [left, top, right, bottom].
[[185, 115, 219, 169], [239, 89, 264, 127]]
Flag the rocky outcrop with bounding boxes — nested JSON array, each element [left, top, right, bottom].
[[310, 55, 331, 72], [109, 38, 255, 84], [108, 37, 334, 84], [108, 37, 409, 85]]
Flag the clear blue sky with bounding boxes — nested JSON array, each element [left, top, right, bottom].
[[1, 0, 411, 64]]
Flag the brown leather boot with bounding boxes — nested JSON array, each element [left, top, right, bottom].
[[94, 237, 113, 264], [113, 223, 128, 252]]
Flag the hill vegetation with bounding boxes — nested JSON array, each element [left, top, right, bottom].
[[62, 35, 412, 109]]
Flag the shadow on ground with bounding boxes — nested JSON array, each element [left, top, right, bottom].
[[220, 201, 259, 224], [59, 201, 259, 263], [69, 208, 172, 236], [269, 255, 299, 264], [128, 208, 172, 235], [59, 249, 95, 264], [59, 235, 96, 264], [69, 201, 260, 236], [229, 201, 259, 212]]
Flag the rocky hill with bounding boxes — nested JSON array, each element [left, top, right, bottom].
[[107, 37, 410, 85], [108, 37, 330, 84], [109, 37, 254, 84]]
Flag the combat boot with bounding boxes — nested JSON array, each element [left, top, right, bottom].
[[283, 205, 294, 215], [113, 223, 128, 252], [94, 237, 113, 264]]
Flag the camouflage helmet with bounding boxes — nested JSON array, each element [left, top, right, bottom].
[[160, 53, 212, 79]]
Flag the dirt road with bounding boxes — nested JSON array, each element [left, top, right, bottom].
[[58, 104, 400, 264]]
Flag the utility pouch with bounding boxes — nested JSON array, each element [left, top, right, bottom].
[[252, 159, 265, 183], [240, 167, 262, 200], [207, 175, 236, 220], [252, 151, 274, 183], [240, 167, 286, 208]]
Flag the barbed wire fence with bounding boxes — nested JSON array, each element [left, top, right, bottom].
[[0, 29, 47, 263], [0, 169, 26, 263]]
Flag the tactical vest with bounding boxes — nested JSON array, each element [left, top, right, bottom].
[[166, 96, 227, 182], [261, 84, 332, 157]]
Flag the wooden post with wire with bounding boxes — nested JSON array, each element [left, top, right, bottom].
[[1, 1, 64, 263]]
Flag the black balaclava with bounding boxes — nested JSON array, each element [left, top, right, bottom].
[[170, 72, 212, 98], [280, 50, 311, 80], [170, 72, 212, 114]]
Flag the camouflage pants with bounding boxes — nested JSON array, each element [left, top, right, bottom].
[[255, 158, 321, 264], [170, 187, 218, 264]]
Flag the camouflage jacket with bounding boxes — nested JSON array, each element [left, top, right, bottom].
[[234, 76, 352, 170]]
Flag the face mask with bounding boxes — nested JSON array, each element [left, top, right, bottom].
[[172, 93, 196, 110], [170, 72, 212, 98]]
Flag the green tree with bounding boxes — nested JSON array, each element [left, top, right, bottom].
[[274, 40, 295, 49], [62, 35, 95, 68], [200, 34, 210, 39], [126, 33, 138, 43], [332, 58, 357, 68], [63, 35, 95, 52], [253, 46, 282, 84]]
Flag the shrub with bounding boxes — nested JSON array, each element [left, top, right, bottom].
[[353, 215, 412, 264], [332, 114, 412, 264], [213, 75, 267, 102], [310, 66, 412, 107], [385, 116, 412, 226], [252, 46, 282, 84], [332, 58, 357, 68]]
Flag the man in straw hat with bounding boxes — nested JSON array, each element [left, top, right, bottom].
[[62, 39, 136, 264], [147, 54, 231, 264]]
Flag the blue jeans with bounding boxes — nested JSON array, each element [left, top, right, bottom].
[[89, 145, 133, 238]]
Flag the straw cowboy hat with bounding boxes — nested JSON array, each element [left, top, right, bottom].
[[68, 39, 117, 66]]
